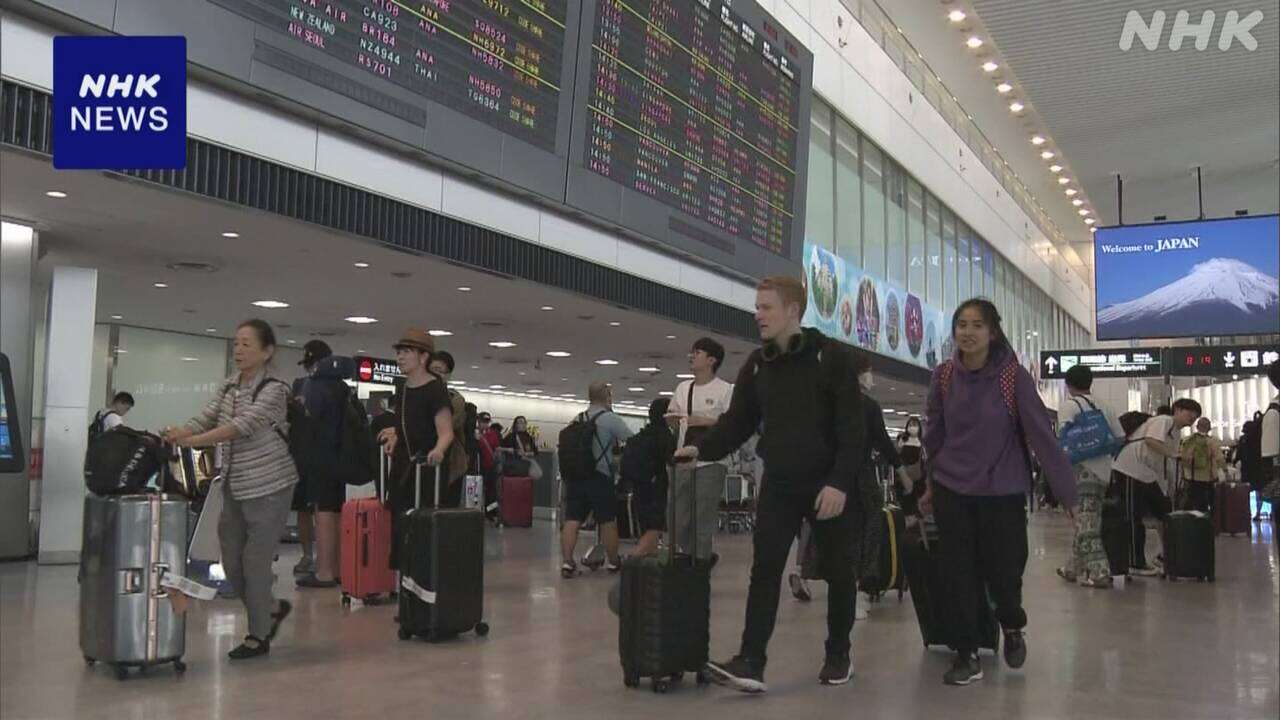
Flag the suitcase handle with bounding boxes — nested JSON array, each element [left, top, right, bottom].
[[668, 460, 700, 563], [411, 453, 442, 509]]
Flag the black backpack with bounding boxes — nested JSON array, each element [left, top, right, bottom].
[[87, 410, 118, 440], [558, 410, 605, 484], [619, 422, 671, 493], [84, 428, 164, 496], [332, 386, 376, 485], [240, 378, 315, 475]]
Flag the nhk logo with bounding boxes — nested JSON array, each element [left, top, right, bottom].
[[1119, 9, 1264, 52], [53, 36, 187, 169]]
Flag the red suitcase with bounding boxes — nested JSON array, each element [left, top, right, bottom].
[[341, 455, 396, 605], [1215, 482, 1252, 537], [499, 475, 534, 528]]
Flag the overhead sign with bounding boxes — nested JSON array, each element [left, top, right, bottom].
[[353, 356, 403, 385], [53, 35, 187, 169], [1164, 344, 1280, 377], [1040, 349, 1164, 379]]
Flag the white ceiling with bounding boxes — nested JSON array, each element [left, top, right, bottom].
[[0, 149, 932, 419], [966, 0, 1280, 232]]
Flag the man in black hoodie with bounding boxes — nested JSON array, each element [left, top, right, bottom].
[[675, 275, 865, 693]]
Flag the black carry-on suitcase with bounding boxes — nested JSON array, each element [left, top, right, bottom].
[[901, 521, 999, 654], [618, 462, 712, 693], [1162, 511, 1215, 582], [397, 459, 489, 642]]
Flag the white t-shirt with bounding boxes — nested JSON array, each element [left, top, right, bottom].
[[101, 410, 124, 431], [1262, 394, 1279, 460], [1113, 415, 1179, 486], [670, 377, 734, 466], [1057, 393, 1123, 482]]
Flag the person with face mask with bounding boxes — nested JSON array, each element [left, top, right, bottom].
[[675, 276, 866, 693], [919, 299, 1076, 686], [896, 417, 925, 517]]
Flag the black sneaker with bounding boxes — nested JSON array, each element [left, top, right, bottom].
[[704, 655, 767, 694], [818, 653, 852, 685], [788, 573, 813, 602], [943, 653, 983, 686], [1003, 629, 1027, 669]]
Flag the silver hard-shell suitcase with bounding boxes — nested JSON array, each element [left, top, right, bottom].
[[79, 493, 189, 679]]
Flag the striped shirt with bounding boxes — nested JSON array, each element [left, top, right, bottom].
[[186, 367, 298, 500]]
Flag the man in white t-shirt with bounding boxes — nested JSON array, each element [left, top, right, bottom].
[[91, 392, 135, 436], [665, 337, 734, 558], [1111, 398, 1201, 575], [1260, 360, 1280, 519]]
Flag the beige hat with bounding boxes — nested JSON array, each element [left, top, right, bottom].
[[393, 327, 435, 354]]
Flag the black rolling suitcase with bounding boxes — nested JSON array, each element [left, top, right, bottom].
[[397, 460, 489, 642], [1162, 511, 1215, 582], [860, 504, 907, 600], [618, 463, 711, 693], [1101, 472, 1133, 576], [901, 522, 999, 653]]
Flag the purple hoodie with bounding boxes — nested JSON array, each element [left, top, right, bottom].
[[923, 345, 1077, 507]]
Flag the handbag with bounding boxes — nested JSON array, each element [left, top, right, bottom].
[[682, 382, 710, 447]]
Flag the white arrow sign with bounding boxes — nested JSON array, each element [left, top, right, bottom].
[[1045, 356, 1058, 372]]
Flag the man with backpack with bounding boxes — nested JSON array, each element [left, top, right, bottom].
[[89, 392, 135, 438], [1180, 417, 1223, 513], [559, 381, 633, 578], [675, 276, 865, 693]]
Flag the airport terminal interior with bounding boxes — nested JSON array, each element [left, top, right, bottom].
[[0, 1, 1277, 718]]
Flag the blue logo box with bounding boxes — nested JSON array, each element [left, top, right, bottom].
[[53, 35, 187, 169]]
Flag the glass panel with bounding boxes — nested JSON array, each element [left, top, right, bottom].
[[834, 118, 862, 265], [112, 327, 230, 434], [805, 102, 835, 250], [907, 177, 925, 296], [956, 223, 971, 304], [886, 160, 907, 288], [926, 193, 942, 307], [981, 240, 994, 301], [942, 207, 957, 312], [862, 142, 886, 279]]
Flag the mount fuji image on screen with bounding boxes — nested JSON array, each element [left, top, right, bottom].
[[1094, 216, 1280, 340]]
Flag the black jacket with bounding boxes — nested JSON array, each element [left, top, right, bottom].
[[697, 328, 865, 494], [861, 395, 901, 469]]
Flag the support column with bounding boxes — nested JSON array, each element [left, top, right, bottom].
[[0, 222, 39, 558], [37, 266, 97, 565]]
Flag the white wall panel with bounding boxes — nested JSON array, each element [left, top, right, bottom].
[[187, 85, 318, 171], [315, 130, 444, 212], [441, 176, 541, 244]]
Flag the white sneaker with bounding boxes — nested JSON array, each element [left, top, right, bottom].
[[855, 605, 868, 621]]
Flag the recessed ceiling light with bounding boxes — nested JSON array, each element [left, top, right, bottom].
[[629, 387, 645, 392], [948, 9, 967, 22], [488, 341, 517, 348], [1085, 218, 1097, 225], [546, 351, 572, 358], [221, 231, 240, 239], [457, 286, 472, 292], [1030, 136, 1046, 146], [518, 371, 527, 376], [666, 335, 677, 340], [110, 314, 123, 320], [428, 330, 453, 337], [1065, 188, 1078, 196], [883, 408, 895, 414], [981, 61, 999, 73], [1049, 164, 1063, 173], [595, 359, 619, 366], [896, 411, 910, 416], [153, 282, 169, 289], [1058, 177, 1071, 185], [609, 321, 622, 327], [471, 365, 480, 370], [353, 261, 370, 268], [45, 190, 68, 198], [252, 300, 290, 309], [659, 391, 674, 397], [528, 389, 543, 394], [637, 367, 661, 373], [561, 393, 575, 397], [449, 380, 467, 386], [965, 36, 984, 49], [1009, 101, 1025, 113], [1040, 151, 1055, 160], [345, 316, 379, 324], [489, 385, 506, 390], [676, 373, 695, 379], [1078, 209, 1091, 216], [1072, 199, 1084, 207], [287, 339, 297, 344], [540, 306, 554, 311], [996, 83, 1013, 94], [181, 357, 199, 362], [205, 328, 217, 333]]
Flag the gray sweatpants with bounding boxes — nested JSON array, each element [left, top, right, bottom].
[[218, 483, 293, 640]]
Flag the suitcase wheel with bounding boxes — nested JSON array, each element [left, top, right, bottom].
[[397, 627, 413, 641], [652, 679, 670, 694], [696, 671, 710, 686], [474, 622, 490, 637], [341, 594, 352, 607], [114, 665, 130, 681], [84, 656, 96, 666], [173, 660, 187, 675]]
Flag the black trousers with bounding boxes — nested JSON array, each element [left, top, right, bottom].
[[1184, 481, 1214, 514], [740, 482, 858, 665], [1126, 478, 1171, 569], [932, 483, 1028, 655]]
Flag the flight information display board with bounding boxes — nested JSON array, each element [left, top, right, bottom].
[[216, 0, 569, 151], [566, 0, 812, 278]]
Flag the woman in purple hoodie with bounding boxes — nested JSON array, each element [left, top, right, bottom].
[[920, 299, 1076, 687]]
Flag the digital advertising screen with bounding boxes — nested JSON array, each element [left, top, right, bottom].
[[0, 354, 25, 473], [1094, 215, 1280, 340]]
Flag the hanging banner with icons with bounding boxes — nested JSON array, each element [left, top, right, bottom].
[[1164, 344, 1280, 377], [801, 242, 949, 371]]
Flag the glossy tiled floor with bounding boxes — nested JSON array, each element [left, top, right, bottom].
[[1, 513, 1276, 720]]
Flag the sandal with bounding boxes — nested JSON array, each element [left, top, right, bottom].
[[228, 635, 270, 660], [267, 599, 292, 641], [1055, 567, 1076, 583]]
